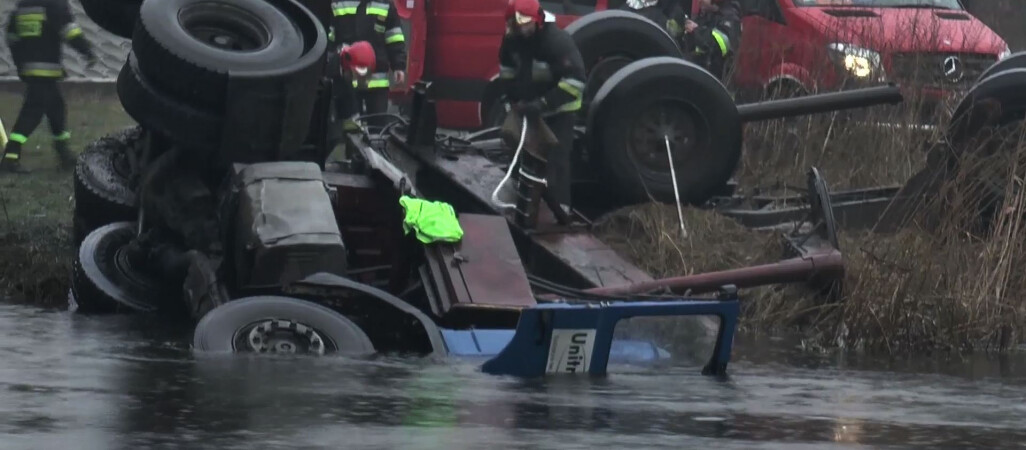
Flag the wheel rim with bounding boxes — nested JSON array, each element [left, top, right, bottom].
[[179, 3, 272, 52], [233, 319, 335, 355], [626, 100, 704, 173], [113, 243, 165, 293]]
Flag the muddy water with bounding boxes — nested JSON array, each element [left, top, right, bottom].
[[1, 302, 1025, 449]]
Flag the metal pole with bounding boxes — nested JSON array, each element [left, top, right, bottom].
[[665, 135, 688, 238]]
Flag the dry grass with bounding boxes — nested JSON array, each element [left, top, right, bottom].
[[598, 94, 1026, 355]]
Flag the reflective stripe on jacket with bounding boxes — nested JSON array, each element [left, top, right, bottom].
[[329, 0, 406, 88], [497, 18, 587, 115], [6, 0, 94, 79]]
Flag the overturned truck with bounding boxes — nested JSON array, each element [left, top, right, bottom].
[[66, 0, 1019, 376], [70, 0, 747, 377]]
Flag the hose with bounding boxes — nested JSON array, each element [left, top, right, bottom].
[[490, 115, 528, 210]]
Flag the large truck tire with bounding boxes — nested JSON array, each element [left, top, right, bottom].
[[192, 296, 376, 355], [565, 10, 684, 106], [73, 127, 143, 242], [975, 52, 1026, 84], [79, 0, 142, 40], [73, 222, 181, 314], [117, 53, 224, 152], [587, 57, 742, 206], [131, 0, 323, 112], [948, 68, 1026, 147]]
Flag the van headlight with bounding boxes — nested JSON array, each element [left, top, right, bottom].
[[827, 43, 883, 79]]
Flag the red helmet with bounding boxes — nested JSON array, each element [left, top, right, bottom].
[[339, 41, 376, 76], [506, 0, 542, 25]]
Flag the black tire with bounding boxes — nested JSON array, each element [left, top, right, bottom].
[[192, 296, 376, 355], [73, 127, 143, 237], [587, 57, 742, 206], [117, 52, 224, 152], [73, 222, 182, 314], [565, 10, 683, 107], [947, 68, 1026, 147], [80, 0, 142, 40], [976, 52, 1026, 84], [131, 0, 314, 112]]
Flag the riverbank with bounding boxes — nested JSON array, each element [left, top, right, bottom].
[[596, 108, 1026, 355], [0, 85, 134, 307]]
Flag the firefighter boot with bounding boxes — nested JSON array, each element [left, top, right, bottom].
[[1, 141, 29, 174], [54, 136, 76, 171]]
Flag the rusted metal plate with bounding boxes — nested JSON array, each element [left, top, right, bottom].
[[442, 214, 536, 309], [405, 143, 654, 288]]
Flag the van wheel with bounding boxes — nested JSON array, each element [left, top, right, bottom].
[[74, 127, 143, 238], [192, 296, 376, 355], [588, 57, 741, 206], [79, 0, 142, 40], [566, 10, 683, 107], [131, 0, 320, 112]]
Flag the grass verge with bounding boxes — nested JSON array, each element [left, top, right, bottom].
[[0, 84, 134, 308]]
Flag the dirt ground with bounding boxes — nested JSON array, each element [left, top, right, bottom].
[[0, 85, 134, 307]]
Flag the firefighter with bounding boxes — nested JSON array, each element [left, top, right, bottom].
[[620, 0, 688, 41], [682, 0, 741, 81], [498, 0, 587, 212], [2, 0, 97, 174], [329, 0, 407, 127], [336, 41, 377, 134]]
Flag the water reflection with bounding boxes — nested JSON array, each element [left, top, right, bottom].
[[0, 303, 1024, 449]]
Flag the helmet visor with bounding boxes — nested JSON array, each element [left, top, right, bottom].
[[514, 11, 534, 25]]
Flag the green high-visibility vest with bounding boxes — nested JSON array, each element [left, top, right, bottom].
[[399, 196, 464, 244]]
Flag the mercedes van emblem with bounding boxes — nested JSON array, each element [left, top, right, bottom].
[[943, 56, 963, 83]]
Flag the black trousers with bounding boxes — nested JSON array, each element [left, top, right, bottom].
[[543, 112, 575, 207], [356, 88, 390, 127], [5, 78, 68, 157]]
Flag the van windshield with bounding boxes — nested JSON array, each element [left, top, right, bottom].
[[793, 0, 963, 9]]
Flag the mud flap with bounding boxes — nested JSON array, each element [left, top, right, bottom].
[[481, 297, 739, 378]]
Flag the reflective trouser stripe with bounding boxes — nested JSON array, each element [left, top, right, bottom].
[[54, 131, 71, 141], [21, 69, 62, 77], [20, 62, 63, 78], [9, 133, 28, 144], [4, 153, 19, 160]]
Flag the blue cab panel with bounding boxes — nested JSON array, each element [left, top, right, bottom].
[[440, 329, 670, 364], [475, 299, 739, 378]]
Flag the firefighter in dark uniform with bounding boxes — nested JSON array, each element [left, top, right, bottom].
[[497, 0, 587, 212], [329, 0, 407, 127], [620, 0, 688, 41], [683, 0, 741, 81], [336, 41, 377, 134], [3, 0, 97, 173]]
